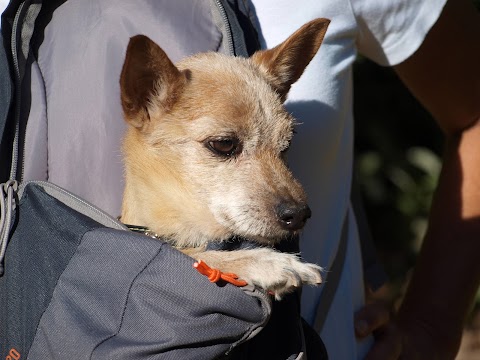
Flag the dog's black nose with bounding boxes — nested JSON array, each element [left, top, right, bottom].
[[276, 203, 312, 231]]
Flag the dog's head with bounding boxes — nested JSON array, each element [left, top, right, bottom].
[[120, 19, 330, 247]]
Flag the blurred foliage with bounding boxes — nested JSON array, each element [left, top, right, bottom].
[[354, 0, 480, 291], [353, 58, 443, 286]]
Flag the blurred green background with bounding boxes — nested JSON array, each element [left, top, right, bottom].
[[353, 0, 480, 302]]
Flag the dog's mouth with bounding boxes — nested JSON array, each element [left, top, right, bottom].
[[211, 199, 311, 245], [222, 223, 305, 246], [206, 232, 300, 251]]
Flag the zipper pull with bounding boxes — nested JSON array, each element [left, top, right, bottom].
[[0, 180, 18, 276]]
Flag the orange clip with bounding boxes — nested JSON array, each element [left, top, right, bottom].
[[193, 260, 247, 287]]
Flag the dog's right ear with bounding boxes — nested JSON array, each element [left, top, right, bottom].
[[251, 18, 330, 102], [120, 35, 187, 129]]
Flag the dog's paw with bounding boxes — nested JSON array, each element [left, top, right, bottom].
[[248, 250, 322, 300], [191, 248, 322, 300]]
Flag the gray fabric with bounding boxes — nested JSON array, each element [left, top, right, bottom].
[[18, 181, 127, 230], [210, 0, 234, 55], [224, 0, 261, 56], [0, 183, 103, 357], [20, 3, 41, 59], [0, 183, 270, 359], [28, 228, 269, 359], [20, 61, 46, 179], [219, 0, 247, 57], [23, 0, 224, 216], [0, 24, 13, 181]]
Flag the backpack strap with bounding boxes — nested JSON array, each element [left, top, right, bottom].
[[0, 28, 13, 183], [0, 0, 43, 274], [0, 0, 43, 182]]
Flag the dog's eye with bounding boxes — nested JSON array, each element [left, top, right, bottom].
[[207, 138, 240, 157]]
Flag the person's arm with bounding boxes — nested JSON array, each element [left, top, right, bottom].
[[394, 0, 480, 358], [356, 0, 480, 358]]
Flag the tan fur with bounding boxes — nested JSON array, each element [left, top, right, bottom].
[[120, 19, 330, 298]]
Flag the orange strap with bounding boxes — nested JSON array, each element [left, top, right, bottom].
[[193, 260, 247, 287]]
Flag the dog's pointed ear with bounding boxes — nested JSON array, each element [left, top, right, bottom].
[[251, 18, 330, 101], [120, 35, 187, 129]]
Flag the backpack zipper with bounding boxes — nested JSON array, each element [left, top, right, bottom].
[[214, 0, 235, 56], [17, 180, 127, 230], [1, 178, 128, 275], [10, 1, 26, 181], [0, 1, 27, 276]]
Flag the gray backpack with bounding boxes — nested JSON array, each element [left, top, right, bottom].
[[0, 1, 329, 359]]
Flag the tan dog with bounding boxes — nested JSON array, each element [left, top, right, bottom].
[[119, 19, 330, 299]]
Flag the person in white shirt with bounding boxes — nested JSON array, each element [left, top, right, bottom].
[[252, 0, 480, 358]]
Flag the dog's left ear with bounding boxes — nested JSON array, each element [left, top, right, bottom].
[[120, 35, 188, 129], [251, 18, 330, 101]]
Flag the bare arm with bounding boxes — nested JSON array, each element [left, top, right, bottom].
[[393, 0, 480, 357]]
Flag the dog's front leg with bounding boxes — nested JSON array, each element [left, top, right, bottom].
[[185, 248, 322, 300]]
